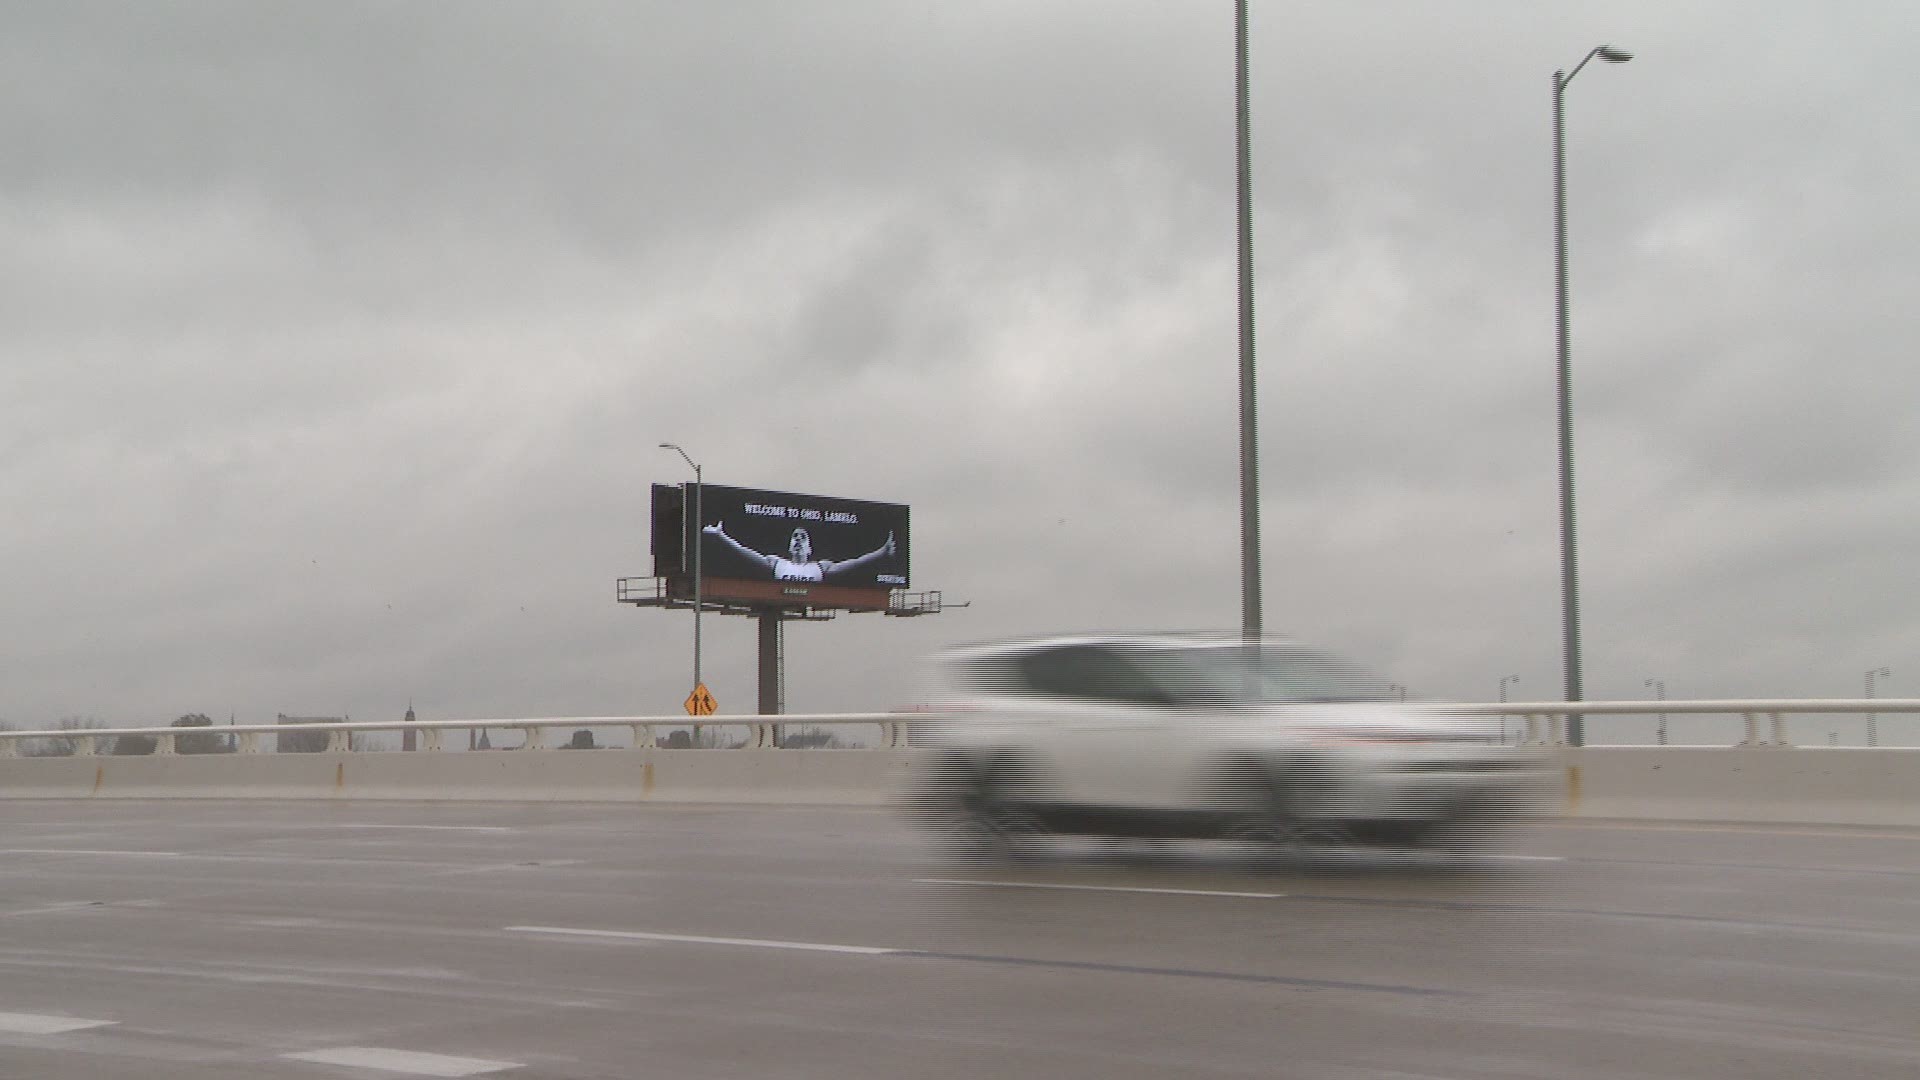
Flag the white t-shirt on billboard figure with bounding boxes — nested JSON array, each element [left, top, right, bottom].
[[702, 522, 895, 583], [769, 556, 824, 582]]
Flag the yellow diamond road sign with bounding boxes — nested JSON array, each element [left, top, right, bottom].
[[684, 684, 717, 717]]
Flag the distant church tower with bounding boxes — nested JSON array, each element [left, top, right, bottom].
[[402, 701, 418, 751]]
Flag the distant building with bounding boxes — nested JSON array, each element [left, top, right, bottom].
[[401, 704, 418, 752]]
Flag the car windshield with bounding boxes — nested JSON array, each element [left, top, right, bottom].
[[1139, 643, 1398, 705]]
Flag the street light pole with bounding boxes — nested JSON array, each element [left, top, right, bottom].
[[1645, 677, 1667, 745], [1233, 0, 1262, 640], [659, 443, 703, 701], [1552, 44, 1632, 746], [1865, 667, 1890, 747]]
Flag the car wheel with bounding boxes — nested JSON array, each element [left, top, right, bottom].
[[1217, 761, 1349, 853], [943, 757, 1046, 861]]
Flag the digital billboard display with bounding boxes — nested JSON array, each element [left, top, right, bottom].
[[652, 482, 910, 602]]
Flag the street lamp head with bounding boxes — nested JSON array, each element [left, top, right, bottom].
[[1596, 46, 1633, 63], [658, 442, 699, 474]]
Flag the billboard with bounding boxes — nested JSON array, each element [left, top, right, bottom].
[[652, 482, 910, 603]]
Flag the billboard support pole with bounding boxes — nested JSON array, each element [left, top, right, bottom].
[[758, 611, 783, 734]]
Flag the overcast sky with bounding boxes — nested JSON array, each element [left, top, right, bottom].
[[4, 2, 1916, 738]]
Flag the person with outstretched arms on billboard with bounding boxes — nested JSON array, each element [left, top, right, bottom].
[[702, 522, 895, 583]]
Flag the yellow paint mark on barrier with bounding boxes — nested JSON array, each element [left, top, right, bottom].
[[1565, 765, 1581, 814], [335, 762, 345, 789], [642, 760, 655, 798], [92, 765, 105, 794]]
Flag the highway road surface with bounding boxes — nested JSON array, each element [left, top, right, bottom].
[[2, 800, 1917, 1078]]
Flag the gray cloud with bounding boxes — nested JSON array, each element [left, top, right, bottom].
[[2, 3, 1917, 736]]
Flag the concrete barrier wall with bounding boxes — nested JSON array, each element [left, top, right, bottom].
[[0, 750, 913, 807], [1559, 747, 1920, 827], [2, 747, 1915, 828]]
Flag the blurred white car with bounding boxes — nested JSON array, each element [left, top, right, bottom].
[[909, 633, 1551, 854]]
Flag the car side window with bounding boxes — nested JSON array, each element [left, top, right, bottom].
[[959, 655, 1024, 694], [1015, 647, 1081, 697], [1018, 645, 1168, 706]]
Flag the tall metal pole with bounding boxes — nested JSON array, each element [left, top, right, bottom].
[[1233, 0, 1262, 639], [1551, 45, 1631, 747], [1553, 67, 1581, 742], [702, 457, 710, 684], [660, 444, 704, 707], [1866, 667, 1889, 747]]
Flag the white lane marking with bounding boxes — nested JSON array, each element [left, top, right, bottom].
[[431, 859, 586, 876], [0, 849, 183, 858], [914, 878, 1287, 899], [1558, 820, 1920, 841], [0, 1011, 117, 1035], [0, 900, 162, 918], [2, 901, 100, 918], [508, 925, 900, 955], [338, 825, 517, 833], [282, 1047, 521, 1076], [1490, 854, 1566, 862], [0, 848, 477, 870]]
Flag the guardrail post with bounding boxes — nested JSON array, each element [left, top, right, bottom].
[[420, 728, 443, 752], [520, 726, 544, 751], [236, 731, 260, 755], [326, 729, 350, 753], [156, 732, 177, 756], [73, 735, 96, 758], [1768, 712, 1789, 747], [0, 740, 16, 758], [630, 724, 652, 750], [1739, 713, 1761, 747]]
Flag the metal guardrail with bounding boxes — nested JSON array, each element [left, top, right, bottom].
[[1431, 699, 1920, 747], [1, 701, 1915, 757], [0, 714, 911, 756]]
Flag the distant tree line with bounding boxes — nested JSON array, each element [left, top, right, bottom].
[[112, 714, 232, 755], [0, 714, 234, 757]]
